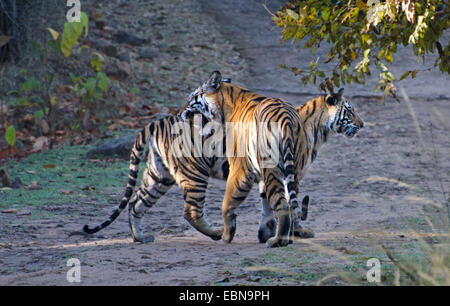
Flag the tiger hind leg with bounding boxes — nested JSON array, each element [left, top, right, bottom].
[[262, 169, 292, 248], [128, 174, 174, 243], [257, 181, 276, 243], [221, 171, 254, 243], [258, 193, 314, 242]]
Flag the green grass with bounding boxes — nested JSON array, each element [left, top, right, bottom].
[[0, 142, 132, 217]]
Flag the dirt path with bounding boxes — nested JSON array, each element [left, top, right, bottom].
[[1, 0, 448, 286]]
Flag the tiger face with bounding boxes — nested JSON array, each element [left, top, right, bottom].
[[181, 71, 223, 121], [326, 88, 364, 138]]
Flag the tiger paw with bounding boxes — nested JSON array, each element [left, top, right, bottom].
[[133, 234, 155, 243], [222, 227, 235, 243], [257, 218, 276, 243], [222, 226, 236, 243], [293, 228, 315, 238], [266, 236, 289, 248], [222, 213, 237, 243], [210, 227, 224, 241], [292, 218, 314, 239]]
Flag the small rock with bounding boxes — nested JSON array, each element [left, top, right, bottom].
[[138, 48, 157, 60], [11, 177, 22, 189], [91, 39, 118, 58], [86, 134, 135, 159], [118, 53, 131, 63], [95, 20, 106, 30], [106, 61, 131, 80], [113, 30, 149, 46], [247, 275, 261, 282], [0, 168, 12, 187]]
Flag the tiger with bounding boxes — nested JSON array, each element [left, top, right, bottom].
[[81, 79, 310, 243], [181, 71, 364, 247]]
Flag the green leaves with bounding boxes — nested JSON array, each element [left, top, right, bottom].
[[5, 126, 16, 148], [96, 72, 109, 91], [275, 0, 449, 99], [84, 77, 97, 98], [61, 12, 89, 57], [69, 72, 109, 102], [91, 52, 104, 72], [47, 12, 89, 57], [21, 77, 41, 93], [34, 110, 44, 121]]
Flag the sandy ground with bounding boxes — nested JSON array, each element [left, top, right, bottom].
[[0, 0, 448, 286]]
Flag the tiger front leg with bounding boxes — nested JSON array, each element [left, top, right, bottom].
[[182, 184, 223, 241], [184, 204, 223, 241]]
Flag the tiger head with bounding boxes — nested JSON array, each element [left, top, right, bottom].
[[324, 88, 364, 138], [181, 71, 225, 121]]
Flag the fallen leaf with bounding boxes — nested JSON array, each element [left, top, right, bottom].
[[335, 247, 359, 255], [43, 164, 56, 168], [0, 35, 10, 48], [31, 136, 50, 153], [26, 181, 42, 190], [1, 209, 18, 214], [41, 120, 50, 135], [215, 277, 230, 283], [119, 119, 135, 128], [18, 210, 32, 216], [108, 123, 120, 131], [119, 105, 130, 116], [20, 114, 34, 124], [142, 105, 162, 116]]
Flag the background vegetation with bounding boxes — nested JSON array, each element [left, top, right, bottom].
[[274, 0, 449, 100]]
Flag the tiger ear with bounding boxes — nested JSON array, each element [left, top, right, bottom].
[[204, 71, 222, 93], [326, 95, 338, 105], [336, 88, 344, 100], [326, 88, 344, 105]]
